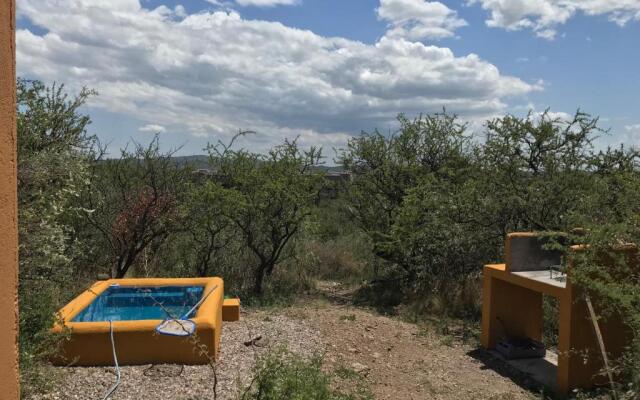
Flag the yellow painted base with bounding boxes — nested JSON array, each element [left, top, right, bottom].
[[482, 233, 633, 394], [222, 298, 241, 322], [52, 277, 226, 366]]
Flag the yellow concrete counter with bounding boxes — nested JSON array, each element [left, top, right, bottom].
[[481, 233, 632, 394]]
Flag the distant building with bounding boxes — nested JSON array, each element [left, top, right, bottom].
[[324, 171, 353, 183], [321, 170, 352, 198]]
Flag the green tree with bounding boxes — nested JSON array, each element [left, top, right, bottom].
[[211, 136, 324, 294], [340, 112, 470, 240], [341, 110, 640, 317], [477, 110, 604, 234], [81, 137, 189, 278], [340, 112, 473, 284], [563, 148, 640, 395], [181, 180, 235, 277], [17, 79, 96, 395]]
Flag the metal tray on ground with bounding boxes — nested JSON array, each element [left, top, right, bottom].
[[496, 337, 546, 360]]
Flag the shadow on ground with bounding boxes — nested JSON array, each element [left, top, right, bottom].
[[467, 347, 561, 399]]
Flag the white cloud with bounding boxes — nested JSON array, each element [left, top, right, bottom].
[[139, 124, 167, 133], [625, 123, 640, 138], [205, 0, 299, 7], [377, 0, 467, 40], [537, 110, 573, 121], [174, 5, 186, 18], [511, 102, 573, 121], [469, 0, 640, 40], [17, 0, 538, 152], [621, 124, 640, 147], [235, 0, 300, 6]]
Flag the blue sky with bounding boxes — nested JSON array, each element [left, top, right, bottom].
[[15, 0, 640, 157]]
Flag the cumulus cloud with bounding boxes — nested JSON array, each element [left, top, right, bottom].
[[469, 0, 640, 40], [139, 124, 167, 133], [377, 0, 467, 40], [206, 0, 299, 7], [17, 0, 538, 152], [625, 123, 640, 138], [536, 110, 574, 122], [617, 123, 640, 148], [235, 0, 300, 6]]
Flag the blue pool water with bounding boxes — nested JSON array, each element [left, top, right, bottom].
[[72, 285, 205, 322]]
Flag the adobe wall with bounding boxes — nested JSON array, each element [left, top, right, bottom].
[[0, 0, 19, 398]]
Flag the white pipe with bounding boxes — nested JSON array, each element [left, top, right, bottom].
[[101, 320, 121, 400]]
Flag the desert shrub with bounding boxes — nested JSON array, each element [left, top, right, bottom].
[[180, 180, 236, 277], [300, 193, 375, 284], [208, 136, 325, 295], [17, 79, 97, 396], [548, 144, 640, 396], [307, 197, 359, 241], [340, 109, 640, 398], [79, 137, 190, 278], [258, 260, 316, 306], [384, 176, 494, 311], [566, 223, 640, 395], [341, 110, 639, 319], [340, 112, 479, 310], [303, 234, 374, 283], [240, 347, 371, 400], [340, 112, 470, 242], [563, 233, 640, 399], [136, 136, 328, 303]]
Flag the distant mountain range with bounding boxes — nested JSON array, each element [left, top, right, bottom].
[[171, 155, 344, 172], [171, 155, 210, 169]]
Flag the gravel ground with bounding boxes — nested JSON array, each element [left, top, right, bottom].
[[27, 283, 545, 400], [28, 311, 325, 400]]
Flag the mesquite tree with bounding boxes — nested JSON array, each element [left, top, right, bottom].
[[17, 79, 97, 392], [340, 110, 640, 312], [181, 180, 235, 277], [83, 137, 188, 278], [211, 137, 324, 294]]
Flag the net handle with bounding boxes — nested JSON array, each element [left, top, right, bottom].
[[181, 284, 219, 319]]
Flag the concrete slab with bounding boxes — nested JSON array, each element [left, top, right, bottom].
[[490, 350, 559, 391], [512, 270, 567, 289]]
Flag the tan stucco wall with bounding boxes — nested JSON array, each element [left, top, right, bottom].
[[0, 0, 19, 398]]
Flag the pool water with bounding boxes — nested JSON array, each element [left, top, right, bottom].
[[72, 285, 205, 322]]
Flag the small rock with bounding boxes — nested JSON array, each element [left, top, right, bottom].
[[351, 362, 369, 374]]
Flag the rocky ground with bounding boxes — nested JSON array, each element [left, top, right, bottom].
[[29, 312, 324, 400], [30, 282, 539, 400], [299, 282, 538, 400]]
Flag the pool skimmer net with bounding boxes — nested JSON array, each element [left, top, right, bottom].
[[155, 284, 218, 337]]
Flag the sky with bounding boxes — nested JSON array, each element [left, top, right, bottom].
[[15, 0, 640, 159]]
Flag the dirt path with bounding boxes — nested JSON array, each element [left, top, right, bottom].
[[283, 282, 537, 400]]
